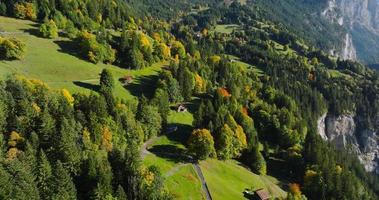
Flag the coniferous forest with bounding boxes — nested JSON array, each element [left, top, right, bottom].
[[1, 0, 379, 200]]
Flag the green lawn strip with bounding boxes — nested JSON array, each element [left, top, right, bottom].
[[200, 159, 286, 200], [165, 165, 205, 200], [213, 24, 241, 34], [224, 54, 264, 76]]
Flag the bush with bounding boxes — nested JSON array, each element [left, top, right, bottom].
[[13, 2, 36, 20], [188, 129, 215, 160], [39, 20, 59, 39], [0, 37, 26, 60], [76, 31, 116, 64]]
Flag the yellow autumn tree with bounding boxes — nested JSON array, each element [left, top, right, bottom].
[[141, 166, 155, 187], [156, 43, 171, 59], [101, 126, 113, 152], [209, 55, 221, 64], [235, 125, 247, 149], [139, 33, 151, 49], [31, 102, 41, 113], [14, 2, 36, 20], [61, 89, 74, 106], [201, 28, 208, 37], [188, 129, 215, 160], [194, 73, 206, 93], [8, 131, 24, 147], [152, 32, 162, 42], [7, 147, 19, 160]]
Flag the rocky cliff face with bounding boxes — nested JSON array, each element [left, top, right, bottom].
[[322, 0, 379, 63], [317, 113, 379, 173]]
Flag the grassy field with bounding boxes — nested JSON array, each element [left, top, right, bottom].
[[213, 24, 241, 34], [0, 16, 164, 101], [200, 159, 286, 200], [225, 55, 264, 76]]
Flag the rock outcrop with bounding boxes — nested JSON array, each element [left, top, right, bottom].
[[317, 113, 379, 173], [322, 0, 379, 63]]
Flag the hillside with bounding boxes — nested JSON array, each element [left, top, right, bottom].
[[0, 16, 164, 102], [1, 1, 379, 200]]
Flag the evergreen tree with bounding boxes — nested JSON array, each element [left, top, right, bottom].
[[138, 104, 162, 140], [217, 124, 234, 160], [0, 162, 11, 199], [115, 185, 127, 200], [51, 161, 77, 200], [179, 67, 195, 101], [5, 159, 40, 200], [100, 69, 115, 94], [251, 145, 267, 175], [57, 118, 81, 174], [36, 150, 53, 200], [152, 88, 170, 125]]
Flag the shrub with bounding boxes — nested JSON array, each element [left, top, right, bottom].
[[76, 31, 115, 64], [39, 20, 59, 39], [0, 37, 26, 60], [13, 2, 36, 20], [188, 129, 216, 160]]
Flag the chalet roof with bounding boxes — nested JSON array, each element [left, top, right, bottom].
[[255, 189, 270, 200]]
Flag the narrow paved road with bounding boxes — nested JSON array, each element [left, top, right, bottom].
[[193, 163, 212, 200], [140, 137, 158, 159]]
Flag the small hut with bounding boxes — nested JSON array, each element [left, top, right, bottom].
[[120, 75, 133, 85], [177, 104, 187, 112], [253, 189, 270, 200]]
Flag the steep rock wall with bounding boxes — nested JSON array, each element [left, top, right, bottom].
[[322, 0, 379, 63], [317, 113, 379, 173]]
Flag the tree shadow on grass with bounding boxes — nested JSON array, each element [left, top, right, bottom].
[[53, 40, 88, 62], [124, 74, 159, 99], [148, 144, 191, 163], [73, 81, 99, 92], [21, 27, 41, 38], [266, 157, 290, 191], [165, 123, 193, 144]]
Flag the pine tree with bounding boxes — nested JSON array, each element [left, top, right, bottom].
[[57, 118, 81, 174], [100, 69, 115, 93], [51, 161, 77, 200], [217, 124, 234, 160], [115, 185, 127, 200], [36, 150, 53, 200], [252, 146, 267, 175], [6, 159, 40, 200], [0, 164, 11, 200], [180, 67, 195, 101], [152, 88, 170, 125]]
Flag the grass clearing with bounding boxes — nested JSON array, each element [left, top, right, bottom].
[[200, 159, 286, 200], [328, 69, 352, 79], [214, 24, 241, 34], [143, 108, 204, 199], [0, 16, 165, 101], [225, 54, 264, 76]]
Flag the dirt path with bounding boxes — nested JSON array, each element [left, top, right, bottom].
[[193, 163, 212, 200], [140, 137, 159, 159]]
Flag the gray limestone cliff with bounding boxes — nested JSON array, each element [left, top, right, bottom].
[[317, 113, 379, 173], [322, 0, 379, 63]]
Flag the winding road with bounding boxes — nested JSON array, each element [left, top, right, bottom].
[[140, 137, 212, 200]]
